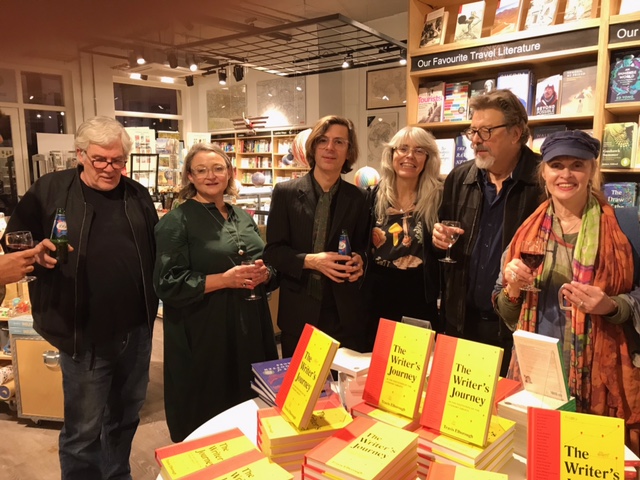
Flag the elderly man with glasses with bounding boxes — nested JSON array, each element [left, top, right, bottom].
[[7, 116, 158, 480], [432, 89, 543, 376]]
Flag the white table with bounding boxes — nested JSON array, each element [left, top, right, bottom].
[[156, 397, 528, 479]]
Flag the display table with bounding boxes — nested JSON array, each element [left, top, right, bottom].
[[155, 397, 528, 480]]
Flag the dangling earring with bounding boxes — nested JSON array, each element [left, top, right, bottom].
[[544, 185, 550, 198], [588, 180, 593, 195]]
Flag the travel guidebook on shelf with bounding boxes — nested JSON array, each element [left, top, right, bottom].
[[604, 182, 637, 208], [155, 428, 257, 480], [420, 7, 448, 47], [497, 70, 534, 115], [560, 65, 597, 115], [563, 0, 593, 22], [454, 1, 486, 42], [527, 408, 625, 479], [304, 416, 419, 480], [417, 81, 445, 123], [523, 0, 559, 29], [534, 74, 562, 116], [420, 335, 503, 447], [363, 318, 435, 420], [275, 324, 340, 430], [601, 122, 638, 169], [490, 0, 522, 36], [530, 125, 566, 153], [608, 50, 640, 103]]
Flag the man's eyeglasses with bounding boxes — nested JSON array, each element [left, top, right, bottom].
[[395, 145, 428, 159], [83, 151, 127, 170], [317, 136, 349, 150], [462, 124, 508, 141], [191, 165, 228, 178]]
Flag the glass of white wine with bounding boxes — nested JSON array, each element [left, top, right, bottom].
[[438, 220, 461, 264], [5, 231, 36, 282], [241, 260, 261, 301]]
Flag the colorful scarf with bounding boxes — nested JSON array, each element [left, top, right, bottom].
[[505, 195, 640, 424]]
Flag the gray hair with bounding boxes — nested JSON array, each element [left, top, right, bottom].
[[178, 143, 237, 201], [74, 116, 132, 157], [469, 89, 530, 145]]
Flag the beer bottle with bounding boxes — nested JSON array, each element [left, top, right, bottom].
[[338, 229, 351, 256], [50, 208, 69, 264]]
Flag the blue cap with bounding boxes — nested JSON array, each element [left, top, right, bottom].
[[540, 130, 600, 162]]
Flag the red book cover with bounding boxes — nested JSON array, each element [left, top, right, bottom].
[[180, 448, 293, 479], [493, 377, 522, 414]]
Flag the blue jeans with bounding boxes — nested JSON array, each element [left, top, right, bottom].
[[59, 323, 152, 480]]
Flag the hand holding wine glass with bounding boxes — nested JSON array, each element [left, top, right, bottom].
[[438, 220, 461, 264], [520, 239, 545, 292], [241, 259, 262, 301], [4, 231, 37, 282]]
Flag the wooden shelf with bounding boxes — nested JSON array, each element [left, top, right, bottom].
[[605, 102, 640, 115], [0, 352, 11, 361]]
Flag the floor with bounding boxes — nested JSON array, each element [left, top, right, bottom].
[[0, 318, 172, 480]]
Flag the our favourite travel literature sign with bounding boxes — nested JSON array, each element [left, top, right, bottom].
[[420, 335, 503, 447], [411, 28, 598, 72]]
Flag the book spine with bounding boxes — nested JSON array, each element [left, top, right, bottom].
[[362, 319, 396, 407], [420, 335, 457, 429], [155, 428, 244, 463], [275, 325, 313, 408], [527, 408, 561, 479]]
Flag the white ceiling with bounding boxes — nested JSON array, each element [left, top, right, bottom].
[[3, 0, 408, 74]]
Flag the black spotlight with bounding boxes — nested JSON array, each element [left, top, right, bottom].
[[218, 68, 227, 85], [167, 52, 178, 69], [233, 64, 244, 82], [185, 75, 195, 87]]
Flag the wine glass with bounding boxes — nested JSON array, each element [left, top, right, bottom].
[[438, 220, 461, 264], [241, 260, 261, 301], [4, 231, 36, 283], [520, 239, 545, 292]]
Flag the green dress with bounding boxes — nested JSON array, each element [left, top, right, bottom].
[[154, 198, 278, 442]]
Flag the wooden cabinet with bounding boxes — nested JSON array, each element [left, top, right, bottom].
[[11, 335, 63, 421], [212, 128, 310, 187], [407, 0, 640, 177]]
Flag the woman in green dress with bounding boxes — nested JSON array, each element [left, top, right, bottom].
[[154, 143, 278, 442]]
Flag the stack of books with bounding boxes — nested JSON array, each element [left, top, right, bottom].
[[155, 427, 292, 480], [257, 394, 352, 473], [416, 415, 515, 476], [497, 330, 576, 457], [302, 416, 419, 479], [426, 462, 508, 479], [251, 357, 291, 406], [414, 335, 512, 476], [351, 318, 435, 431]]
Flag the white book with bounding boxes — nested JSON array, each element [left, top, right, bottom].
[[454, 1, 486, 42], [619, 0, 640, 15], [435, 138, 456, 176], [563, 0, 593, 21], [523, 0, 558, 29]]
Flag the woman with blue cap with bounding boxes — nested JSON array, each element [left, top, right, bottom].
[[493, 129, 640, 454]]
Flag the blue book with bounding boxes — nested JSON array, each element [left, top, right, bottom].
[[604, 182, 637, 208], [251, 357, 291, 402], [454, 134, 473, 167]]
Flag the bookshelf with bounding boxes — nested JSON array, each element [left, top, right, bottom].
[[407, 0, 640, 180], [211, 128, 309, 186]]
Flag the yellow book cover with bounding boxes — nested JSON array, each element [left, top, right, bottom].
[[181, 449, 293, 480], [258, 403, 352, 446], [275, 324, 340, 430], [363, 319, 435, 419], [528, 408, 625, 479], [305, 416, 418, 479], [351, 401, 420, 430], [427, 462, 508, 479], [155, 428, 257, 479], [420, 335, 503, 447]]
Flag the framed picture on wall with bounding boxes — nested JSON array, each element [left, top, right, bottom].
[[367, 112, 398, 164], [366, 67, 407, 109]]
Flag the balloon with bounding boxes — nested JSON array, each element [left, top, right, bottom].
[[354, 166, 381, 189]]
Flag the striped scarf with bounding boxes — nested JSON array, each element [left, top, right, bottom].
[[505, 195, 640, 423]]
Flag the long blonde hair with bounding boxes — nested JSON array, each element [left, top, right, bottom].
[[375, 126, 443, 231]]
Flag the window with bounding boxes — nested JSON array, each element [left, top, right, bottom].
[[114, 84, 179, 115], [21, 72, 65, 106]]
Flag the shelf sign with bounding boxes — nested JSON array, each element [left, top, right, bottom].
[[609, 21, 640, 44], [411, 28, 599, 72]]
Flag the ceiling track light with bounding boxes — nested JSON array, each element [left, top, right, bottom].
[[185, 75, 195, 87], [399, 48, 407, 66], [233, 64, 245, 82], [136, 48, 146, 65], [167, 51, 178, 69], [187, 54, 198, 72], [218, 67, 227, 85], [342, 53, 354, 69]]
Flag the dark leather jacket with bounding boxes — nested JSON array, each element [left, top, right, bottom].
[[6, 167, 159, 355], [439, 146, 542, 334]]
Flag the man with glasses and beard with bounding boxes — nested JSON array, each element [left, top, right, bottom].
[[6, 116, 158, 480], [432, 89, 543, 375], [264, 115, 368, 358]]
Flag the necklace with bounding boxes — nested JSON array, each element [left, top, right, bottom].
[[198, 201, 246, 256]]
